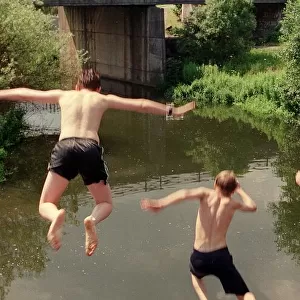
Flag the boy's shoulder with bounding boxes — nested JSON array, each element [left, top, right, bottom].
[[201, 187, 215, 194], [197, 187, 215, 200]]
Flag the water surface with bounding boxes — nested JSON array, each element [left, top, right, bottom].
[[1, 104, 300, 300]]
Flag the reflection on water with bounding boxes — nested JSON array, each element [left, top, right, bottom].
[[1, 104, 300, 299], [196, 106, 300, 267]]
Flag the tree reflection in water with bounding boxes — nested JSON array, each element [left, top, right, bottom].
[[195, 106, 300, 266], [1, 106, 300, 298]]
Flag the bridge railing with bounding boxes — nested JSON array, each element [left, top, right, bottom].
[[44, 0, 285, 6]]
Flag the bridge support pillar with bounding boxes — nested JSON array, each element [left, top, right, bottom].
[[58, 6, 165, 97]]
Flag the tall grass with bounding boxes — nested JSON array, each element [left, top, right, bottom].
[[166, 46, 288, 119], [222, 47, 283, 75]]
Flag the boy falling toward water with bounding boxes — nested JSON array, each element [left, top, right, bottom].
[[0, 69, 195, 256], [141, 170, 257, 300]]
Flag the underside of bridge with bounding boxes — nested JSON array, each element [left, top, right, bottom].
[[45, 1, 286, 96], [58, 6, 165, 96]]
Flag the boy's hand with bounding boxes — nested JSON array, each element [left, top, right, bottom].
[[140, 199, 163, 213], [174, 101, 196, 117], [296, 171, 300, 186]]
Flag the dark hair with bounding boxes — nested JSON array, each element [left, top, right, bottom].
[[77, 68, 101, 91], [215, 170, 238, 196]]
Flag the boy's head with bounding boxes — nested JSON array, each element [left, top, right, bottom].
[[76, 68, 101, 92], [214, 170, 238, 197]]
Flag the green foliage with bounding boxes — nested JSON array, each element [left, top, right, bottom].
[[171, 0, 256, 64], [0, 109, 26, 148], [165, 46, 289, 119], [182, 62, 202, 84], [33, 0, 58, 14], [0, 109, 26, 182], [169, 63, 285, 118], [222, 47, 283, 75], [279, 0, 300, 115], [0, 0, 85, 90]]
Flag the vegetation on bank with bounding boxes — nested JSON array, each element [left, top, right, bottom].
[[170, 0, 256, 65], [164, 0, 300, 121], [0, 0, 85, 89], [165, 47, 288, 119], [279, 0, 300, 115], [0, 109, 26, 182], [0, 0, 85, 182]]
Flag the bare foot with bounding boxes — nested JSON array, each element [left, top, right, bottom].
[[47, 209, 65, 251], [84, 216, 98, 256], [244, 293, 256, 300]]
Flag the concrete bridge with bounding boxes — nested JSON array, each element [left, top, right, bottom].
[[45, 0, 286, 96]]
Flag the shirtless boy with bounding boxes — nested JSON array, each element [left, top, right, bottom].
[[141, 170, 257, 300], [0, 68, 195, 256]]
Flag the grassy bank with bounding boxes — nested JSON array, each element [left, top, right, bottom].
[[166, 46, 290, 120]]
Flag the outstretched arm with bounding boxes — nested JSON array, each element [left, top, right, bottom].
[[0, 88, 63, 104], [140, 187, 209, 213], [105, 94, 195, 117], [234, 187, 257, 212]]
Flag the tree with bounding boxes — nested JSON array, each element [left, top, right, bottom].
[[172, 0, 256, 64], [0, 0, 84, 90], [279, 0, 300, 115]]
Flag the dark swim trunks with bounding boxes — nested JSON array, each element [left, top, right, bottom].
[[190, 247, 249, 296], [48, 138, 109, 185]]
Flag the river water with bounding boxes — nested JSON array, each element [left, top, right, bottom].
[[0, 104, 300, 300]]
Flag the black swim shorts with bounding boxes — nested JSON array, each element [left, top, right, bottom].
[[48, 138, 109, 185], [190, 247, 249, 296]]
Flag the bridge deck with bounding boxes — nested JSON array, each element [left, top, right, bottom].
[[44, 0, 286, 6]]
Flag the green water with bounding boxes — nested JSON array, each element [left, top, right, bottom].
[[1, 104, 300, 299]]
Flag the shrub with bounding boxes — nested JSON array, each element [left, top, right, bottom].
[[169, 63, 285, 118], [182, 62, 202, 84], [0, 109, 26, 182], [171, 0, 256, 65], [0, 0, 86, 90], [279, 0, 300, 115]]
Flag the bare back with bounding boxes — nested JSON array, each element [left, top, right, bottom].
[[58, 90, 106, 143], [194, 190, 237, 252]]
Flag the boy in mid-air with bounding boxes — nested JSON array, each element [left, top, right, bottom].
[[0, 69, 195, 256], [141, 170, 257, 300]]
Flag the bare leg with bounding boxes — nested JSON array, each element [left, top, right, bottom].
[[191, 274, 208, 300], [84, 181, 113, 256], [237, 292, 256, 300], [39, 171, 69, 251]]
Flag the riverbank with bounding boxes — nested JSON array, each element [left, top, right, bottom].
[[0, 108, 26, 182], [165, 46, 291, 121]]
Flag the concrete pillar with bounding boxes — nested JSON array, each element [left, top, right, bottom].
[[58, 6, 165, 97]]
